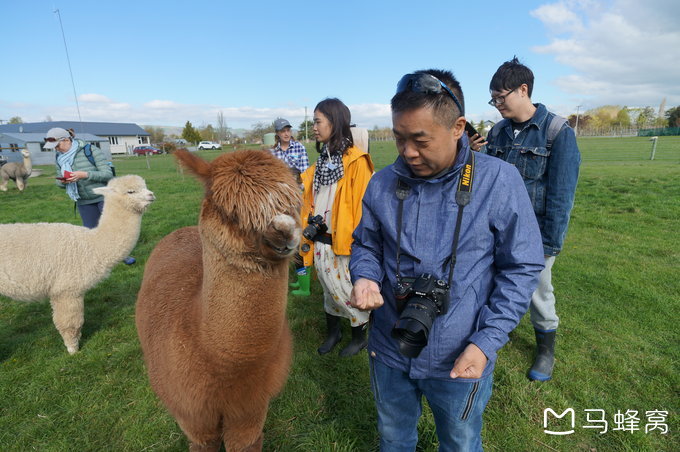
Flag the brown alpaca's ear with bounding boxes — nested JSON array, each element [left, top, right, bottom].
[[175, 150, 212, 183]]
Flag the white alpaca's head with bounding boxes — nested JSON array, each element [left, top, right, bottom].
[[20, 149, 31, 159], [93, 175, 155, 214]]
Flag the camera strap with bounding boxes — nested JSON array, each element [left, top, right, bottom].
[[394, 150, 475, 286]]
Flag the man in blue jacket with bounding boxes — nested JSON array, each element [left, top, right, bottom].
[[350, 69, 544, 451], [484, 57, 581, 382]]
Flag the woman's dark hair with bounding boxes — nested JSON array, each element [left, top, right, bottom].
[[314, 98, 353, 154], [489, 56, 534, 97]]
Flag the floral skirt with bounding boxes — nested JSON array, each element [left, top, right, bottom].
[[314, 243, 369, 327]]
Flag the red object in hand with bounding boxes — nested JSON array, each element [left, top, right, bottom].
[[57, 170, 74, 182]]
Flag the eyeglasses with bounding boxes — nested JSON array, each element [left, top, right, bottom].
[[44, 137, 67, 143], [396, 73, 465, 115], [488, 88, 517, 107]]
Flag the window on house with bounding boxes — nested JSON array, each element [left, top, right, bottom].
[[10, 143, 19, 152], [138, 136, 149, 144], [109, 136, 119, 145]]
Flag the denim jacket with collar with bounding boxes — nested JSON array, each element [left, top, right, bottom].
[[350, 138, 544, 380], [485, 103, 581, 256]]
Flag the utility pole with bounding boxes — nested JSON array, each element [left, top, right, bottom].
[[575, 105, 581, 136], [54, 9, 83, 130], [304, 106, 308, 141]]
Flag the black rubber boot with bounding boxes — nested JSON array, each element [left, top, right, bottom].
[[339, 324, 368, 357], [317, 313, 342, 355], [528, 329, 556, 381]]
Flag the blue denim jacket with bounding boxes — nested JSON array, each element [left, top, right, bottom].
[[485, 103, 581, 256], [350, 139, 544, 380]]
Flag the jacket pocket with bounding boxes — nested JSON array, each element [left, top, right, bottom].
[[516, 146, 550, 180], [485, 144, 505, 158]]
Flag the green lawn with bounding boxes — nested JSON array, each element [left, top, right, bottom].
[[0, 136, 678, 451]]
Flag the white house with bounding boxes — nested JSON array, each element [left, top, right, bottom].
[[0, 121, 151, 161]]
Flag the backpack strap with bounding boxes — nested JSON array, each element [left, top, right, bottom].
[[489, 115, 567, 150], [546, 114, 568, 150], [82, 143, 97, 168]]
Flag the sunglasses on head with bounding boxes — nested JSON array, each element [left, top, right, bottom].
[[396, 73, 464, 115]]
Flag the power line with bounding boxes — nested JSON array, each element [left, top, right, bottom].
[[54, 8, 83, 132]]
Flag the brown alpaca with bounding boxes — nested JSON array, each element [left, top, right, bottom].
[[135, 149, 301, 451]]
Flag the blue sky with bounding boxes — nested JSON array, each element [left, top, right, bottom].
[[1, 0, 678, 130]]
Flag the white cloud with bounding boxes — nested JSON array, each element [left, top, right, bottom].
[[531, 0, 680, 108], [530, 1, 585, 33]]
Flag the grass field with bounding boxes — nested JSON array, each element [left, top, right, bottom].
[[0, 136, 678, 451]]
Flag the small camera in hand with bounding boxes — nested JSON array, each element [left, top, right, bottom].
[[302, 214, 328, 241], [391, 273, 449, 358]]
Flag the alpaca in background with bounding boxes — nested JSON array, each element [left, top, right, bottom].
[[136, 149, 300, 451], [0, 149, 32, 191], [0, 175, 155, 353]]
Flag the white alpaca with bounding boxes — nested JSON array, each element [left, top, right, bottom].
[[0, 175, 155, 354], [0, 149, 33, 192]]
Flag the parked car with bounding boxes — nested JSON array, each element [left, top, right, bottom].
[[133, 146, 162, 156], [198, 141, 221, 150]]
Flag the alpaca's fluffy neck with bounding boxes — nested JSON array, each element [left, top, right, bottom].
[[198, 242, 287, 360], [22, 154, 32, 174], [89, 200, 142, 265]]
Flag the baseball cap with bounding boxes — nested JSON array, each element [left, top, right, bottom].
[[274, 118, 292, 131], [44, 127, 71, 149]]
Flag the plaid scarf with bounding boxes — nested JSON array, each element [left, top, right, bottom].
[[313, 139, 350, 193]]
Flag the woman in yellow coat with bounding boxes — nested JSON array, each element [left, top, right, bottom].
[[298, 98, 374, 357]]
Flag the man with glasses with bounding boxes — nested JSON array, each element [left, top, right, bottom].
[[484, 57, 581, 382], [349, 69, 544, 451]]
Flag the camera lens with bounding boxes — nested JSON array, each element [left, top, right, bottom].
[[391, 297, 438, 358], [302, 224, 318, 241]]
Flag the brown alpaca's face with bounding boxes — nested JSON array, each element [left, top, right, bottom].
[[177, 150, 302, 260]]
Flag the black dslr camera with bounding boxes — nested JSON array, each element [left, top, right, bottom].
[[302, 214, 328, 241], [391, 273, 449, 358]]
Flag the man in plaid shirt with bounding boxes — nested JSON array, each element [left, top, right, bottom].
[[271, 118, 309, 177]]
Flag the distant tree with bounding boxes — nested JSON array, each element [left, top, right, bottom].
[[200, 124, 216, 141], [586, 105, 619, 129], [569, 114, 592, 131], [476, 120, 489, 137], [634, 107, 656, 129], [665, 106, 680, 127], [613, 107, 631, 128], [216, 111, 229, 142], [44, 115, 53, 122], [182, 121, 201, 144], [368, 126, 392, 141], [246, 121, 275, 144], [298, 119, 314, 141], [8, 116, 23, 124], [144, 126, 165, 144]]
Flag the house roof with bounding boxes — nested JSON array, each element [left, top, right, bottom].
[[0, 132, 107, 143], [0, 121, 150, 136]]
